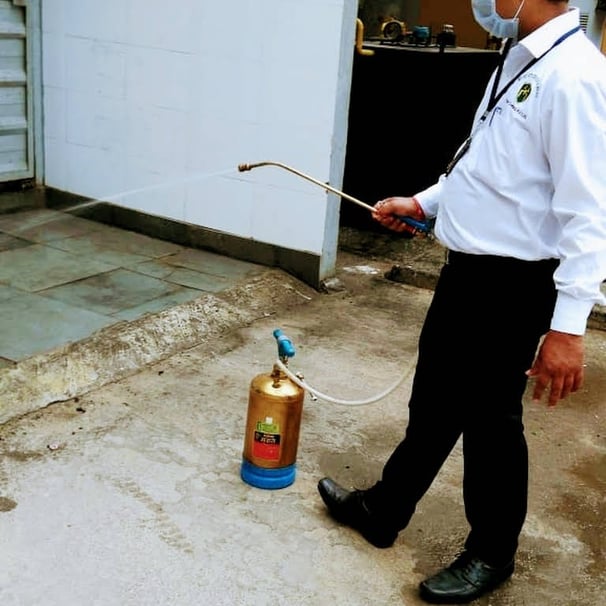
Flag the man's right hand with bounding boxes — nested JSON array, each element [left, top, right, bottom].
[[372, 197, 425, 234]]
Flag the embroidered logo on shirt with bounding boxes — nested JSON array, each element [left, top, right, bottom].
[[516, 83, 532, 103]]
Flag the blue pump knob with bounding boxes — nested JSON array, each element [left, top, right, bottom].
[[273, 328, 296, 358]]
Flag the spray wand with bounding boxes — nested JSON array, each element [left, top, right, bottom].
[[237, 161, 433, 237]]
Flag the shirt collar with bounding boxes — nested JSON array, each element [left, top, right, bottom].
[[518, 7, 580, 58]]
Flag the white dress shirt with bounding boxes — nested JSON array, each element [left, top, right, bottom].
[[415, 9, 606, 335]]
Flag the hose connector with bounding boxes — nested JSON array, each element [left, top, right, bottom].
[[273, 328, 296, 361]]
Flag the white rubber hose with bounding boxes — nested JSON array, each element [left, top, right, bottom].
[[275, 357, 416, 406]]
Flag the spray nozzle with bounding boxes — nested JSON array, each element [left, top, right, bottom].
[[273, 328, 296, 360], [237, 160, 434, 238]]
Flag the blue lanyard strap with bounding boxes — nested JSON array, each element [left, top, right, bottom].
[[445, 25, 581, 176], [484, 26, 582, 119]]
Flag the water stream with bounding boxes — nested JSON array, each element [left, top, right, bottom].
[[61, 166, 238, 214], [11, 166, 239, 233]]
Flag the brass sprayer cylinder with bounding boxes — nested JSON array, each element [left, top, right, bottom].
[[241, 361, 305, 489]]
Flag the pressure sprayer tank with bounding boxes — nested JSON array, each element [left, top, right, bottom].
[[241, 329, 305, 489]]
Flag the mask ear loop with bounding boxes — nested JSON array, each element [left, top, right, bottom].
[[512, 0, 526, 21]]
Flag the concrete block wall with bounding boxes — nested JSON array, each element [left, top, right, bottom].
[[40, 0, 357, 280]]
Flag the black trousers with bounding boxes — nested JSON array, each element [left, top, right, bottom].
[[365, 251, 558, 566]]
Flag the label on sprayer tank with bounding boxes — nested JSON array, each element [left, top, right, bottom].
[[252, 417, 281, 460]]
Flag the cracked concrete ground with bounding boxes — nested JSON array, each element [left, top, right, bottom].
[[0, 243, 604, 606]]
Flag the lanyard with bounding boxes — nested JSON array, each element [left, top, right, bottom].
[[445, 26, 581, 176]]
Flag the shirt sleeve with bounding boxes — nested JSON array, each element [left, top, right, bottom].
[[413, 178, 444, 219], [545, 73, 606, 334]]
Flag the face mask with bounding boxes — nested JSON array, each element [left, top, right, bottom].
[[471, 0, 526, 40]]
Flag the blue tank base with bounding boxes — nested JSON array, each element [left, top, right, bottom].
[[240, 460, 296, 489]]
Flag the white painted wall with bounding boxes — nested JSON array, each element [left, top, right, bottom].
[[40, 0, 357, 280]]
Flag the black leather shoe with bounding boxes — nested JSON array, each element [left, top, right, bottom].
[[317, 477, 398, 548], [419, 551, 514, 604]]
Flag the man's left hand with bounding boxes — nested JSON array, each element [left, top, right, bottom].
[[526, 330, 584, 406]]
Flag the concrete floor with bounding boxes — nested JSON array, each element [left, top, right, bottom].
[[0, 205, 605, 606]]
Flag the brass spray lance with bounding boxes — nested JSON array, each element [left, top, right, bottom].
[[237, 161, 432, 236]]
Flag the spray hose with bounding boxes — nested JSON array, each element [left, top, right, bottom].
[[272, 329, 414, 406], [276, 358, 414, 406]]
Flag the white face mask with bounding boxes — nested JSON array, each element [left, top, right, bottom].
[[471, 0, 526, 40]]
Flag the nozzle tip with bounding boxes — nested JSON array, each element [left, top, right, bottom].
[[238, 163, 251, 172]]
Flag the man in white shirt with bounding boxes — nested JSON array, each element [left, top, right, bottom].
[[317, 1, 606, 603]]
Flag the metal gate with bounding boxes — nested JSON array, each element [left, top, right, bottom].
[[0, 0, 33, 182]]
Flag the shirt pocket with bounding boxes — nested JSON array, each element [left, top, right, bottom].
[[468, 99, 535, 191]]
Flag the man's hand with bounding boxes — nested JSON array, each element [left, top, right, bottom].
[[372, 197, 425, 233], [526, 330, 584, 406]]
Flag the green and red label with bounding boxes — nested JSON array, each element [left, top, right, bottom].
[[252, 419, 281, 460]]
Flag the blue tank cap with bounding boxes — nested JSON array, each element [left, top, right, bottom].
[[273, 328, 296, 358]]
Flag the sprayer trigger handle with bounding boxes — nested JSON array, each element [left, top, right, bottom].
[[273, 328, 296, 358], [395, 215, 433, 234]]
